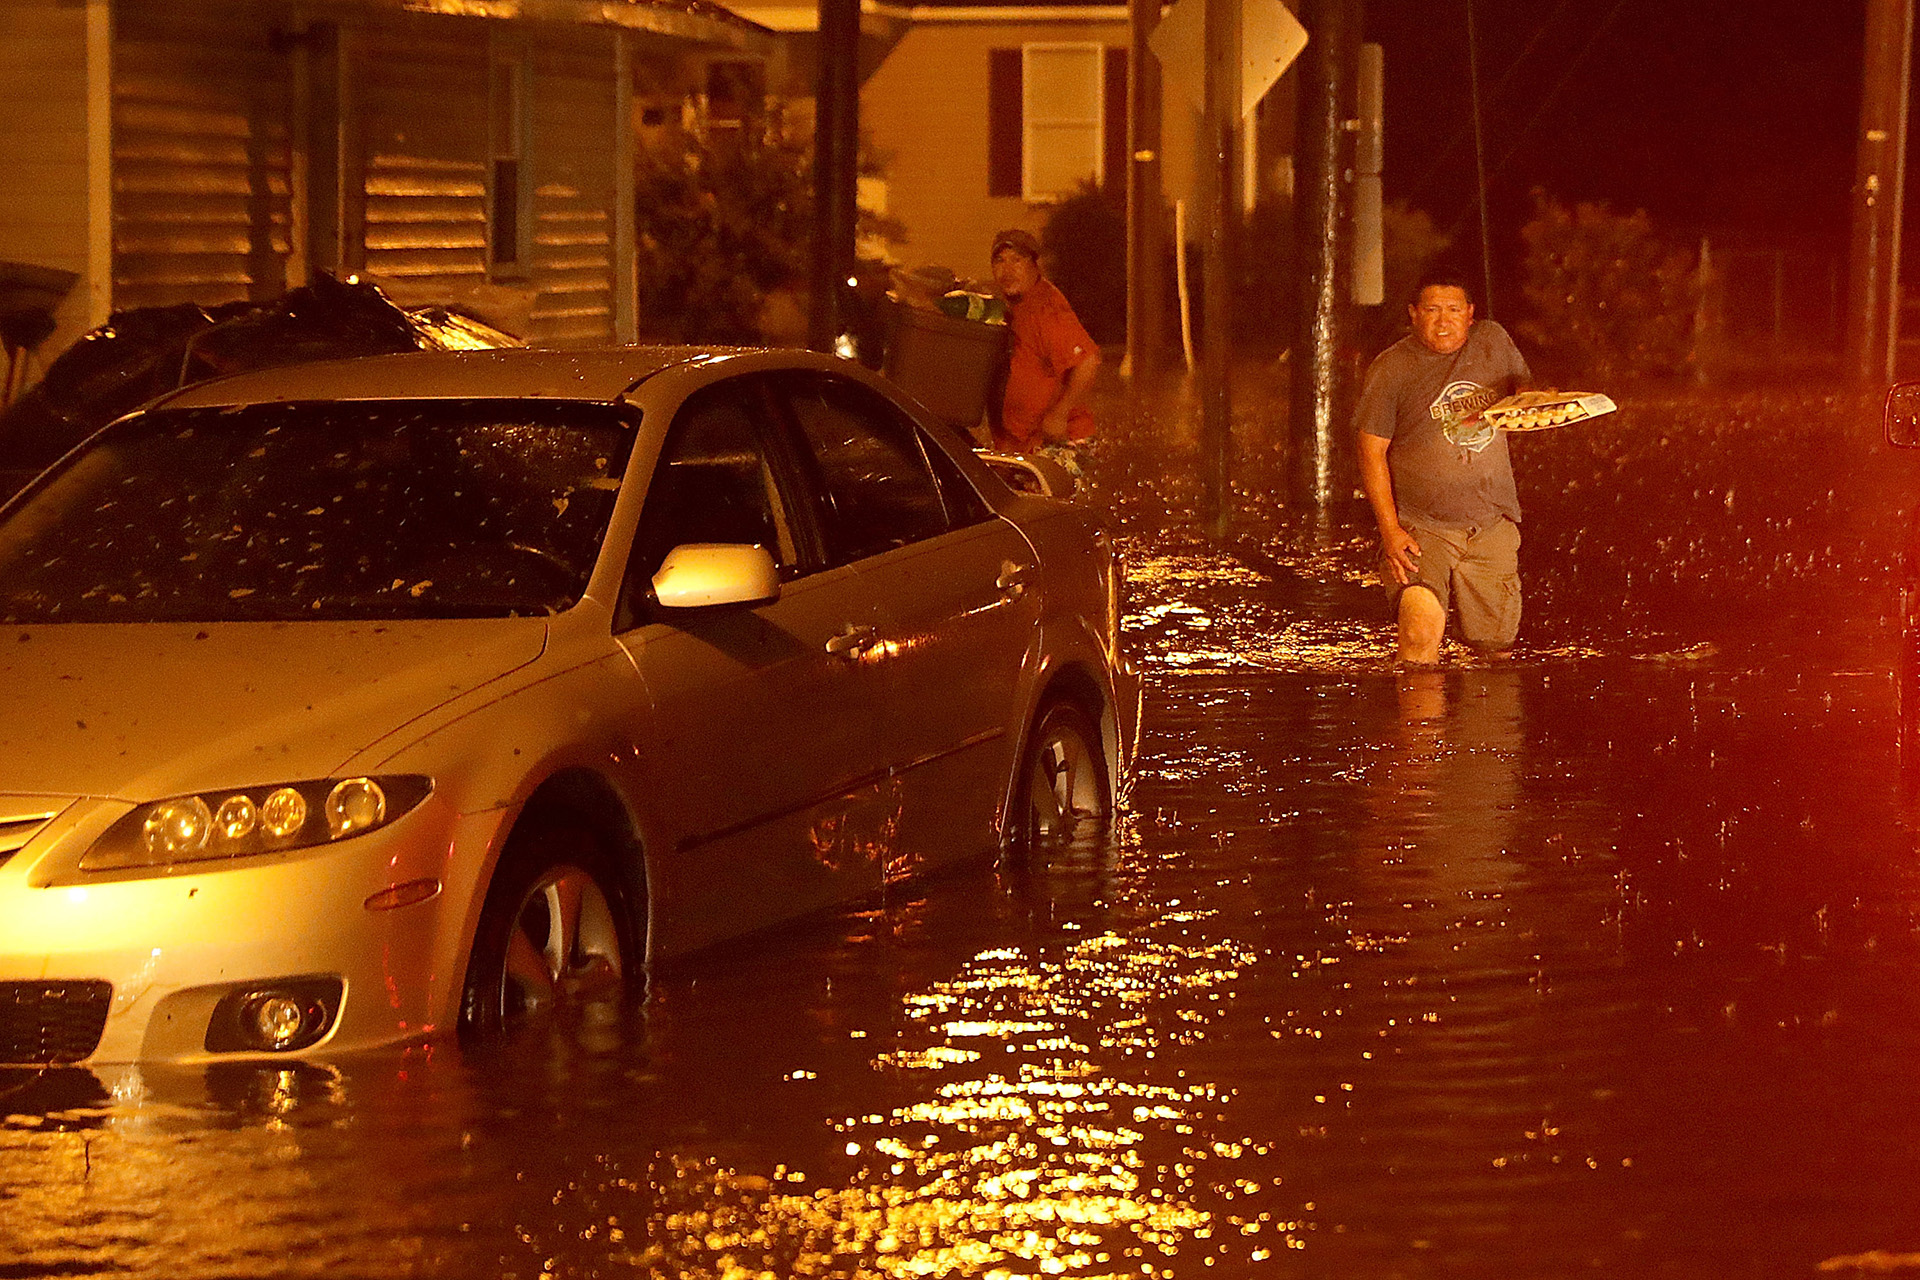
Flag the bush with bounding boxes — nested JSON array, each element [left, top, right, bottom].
[[636, 128, 812, 344], [1040, 182, 1127, 345], [1040, 190, 1300, 355], [1233, 198, 1295, 353], [635, 114, 901, 345], [1201, 196, 1450, 358], [1518, 188, 1700, 378]]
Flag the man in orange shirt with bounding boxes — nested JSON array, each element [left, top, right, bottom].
[[989, 229, 1100, 454]]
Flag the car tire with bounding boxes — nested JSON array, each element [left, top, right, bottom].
[[1010, 700, 1111, 859], [458, 820, 636, 1040]]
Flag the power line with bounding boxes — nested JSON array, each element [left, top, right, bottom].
[[1400, 0, 1579, 204], [1432, 0, 1635, 248], [1465, 0, 1495, 312], [1486, 0, 1635, 181]]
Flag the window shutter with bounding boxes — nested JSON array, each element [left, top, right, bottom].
[[988, 49, 1023, 198], [1103, 47, 1128, 198]]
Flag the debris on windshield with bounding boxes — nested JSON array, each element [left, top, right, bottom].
[[0, 272, 521, 495], [0, 400, 629, 625]]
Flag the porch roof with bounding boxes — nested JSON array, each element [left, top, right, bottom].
[[373, 0, 776, 54]]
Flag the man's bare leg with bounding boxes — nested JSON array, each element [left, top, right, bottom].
[[1396, 585, 1446, 666], [1396, 667, 1447, 723]]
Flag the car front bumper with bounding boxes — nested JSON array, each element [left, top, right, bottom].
[[0, 796, 498, 1065]]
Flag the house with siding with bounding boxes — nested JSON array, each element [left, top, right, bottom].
[[0, 0, 773, 371], [735, 0, 1294, 283]]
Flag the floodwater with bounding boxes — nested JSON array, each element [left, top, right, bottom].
[[9, 380, 1920, 1279]]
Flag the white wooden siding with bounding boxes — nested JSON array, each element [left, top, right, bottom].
[[0, 2, 94, 360], [527, 43, 616, 345], [112, 5, 291, 309], [359, 30, 491, 290], [3, 3, 636, 362]]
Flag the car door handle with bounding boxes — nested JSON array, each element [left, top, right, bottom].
[[997, 560, 1034, 601], [825, 623, 875, 659]]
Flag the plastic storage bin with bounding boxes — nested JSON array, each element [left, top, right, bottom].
[[881, 300, 1008, 434]]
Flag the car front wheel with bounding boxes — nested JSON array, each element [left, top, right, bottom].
[[1012, 701, 1111, 856], [459, 822, 634, 1040]]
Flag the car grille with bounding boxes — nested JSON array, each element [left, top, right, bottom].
[[0, 981, 112, 1065], [0, 808, 59, 869]]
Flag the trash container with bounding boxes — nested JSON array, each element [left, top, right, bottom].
[[881, 300, 1008, 435]]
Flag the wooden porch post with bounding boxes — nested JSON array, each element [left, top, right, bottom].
[[85, 0, 112, 327]]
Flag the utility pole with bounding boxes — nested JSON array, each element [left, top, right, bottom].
[[1351, 41, 1384, 307], [1290, 0, 1358, 508], [1198, 0, 1238, 535], [1126, 0, 1166, 391], [1846, 0, 1915, 385], [1464, 0, 1495, 317], [809, 0, 860, 353]]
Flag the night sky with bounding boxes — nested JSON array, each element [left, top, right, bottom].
[[1364, 0, 1875, 292]]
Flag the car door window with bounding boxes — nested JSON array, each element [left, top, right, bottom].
[[921, 428, 995, 528], [619, 379, 800, 629], [775, 373, 955, 565]]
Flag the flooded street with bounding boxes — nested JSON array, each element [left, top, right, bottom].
[[11, 379, 1920, 1279]]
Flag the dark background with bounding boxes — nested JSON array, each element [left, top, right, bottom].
[[1365, 0, 1882, 314]]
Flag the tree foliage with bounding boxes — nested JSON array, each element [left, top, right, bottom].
[[634, 115, 902, 345], [1040, 182, 1128, 345], [1518, 189, 1700, 378], [635, 127, 813, 344]]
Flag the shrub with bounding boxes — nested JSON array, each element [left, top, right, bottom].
[[1233, 198, 1295, 353], [1040, 182, 1128, 344], [636, 128, 811, 344], [1036, 189, 1451, 360], [634, 113, 901, 345], [1041, 191, 1301, 355], [1518, 188, 1700, 378]]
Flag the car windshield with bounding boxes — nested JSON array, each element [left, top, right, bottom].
[[0, 399, 635, 622]]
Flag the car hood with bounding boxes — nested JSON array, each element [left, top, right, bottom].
[[0, 619, 549, 800]]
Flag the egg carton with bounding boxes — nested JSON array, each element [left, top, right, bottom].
[[1483, 390, 1617, 432]]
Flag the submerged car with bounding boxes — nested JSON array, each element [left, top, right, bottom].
[[0, 346, 1137, 1066]]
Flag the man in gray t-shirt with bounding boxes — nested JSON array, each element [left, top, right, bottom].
[[1355, 271, 1531, 665]]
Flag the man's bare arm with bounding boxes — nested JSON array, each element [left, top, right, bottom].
[[1357, 431, 1420, 584], [1040, 350, 1100, 441]]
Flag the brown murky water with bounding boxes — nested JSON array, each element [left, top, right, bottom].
[[9, 380, 1920, 1279]]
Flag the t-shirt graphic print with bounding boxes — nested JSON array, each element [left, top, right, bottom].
[[1433, 379, 1503, 453]]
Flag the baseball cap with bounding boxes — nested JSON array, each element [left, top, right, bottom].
[[990, 228, 1042, 261]]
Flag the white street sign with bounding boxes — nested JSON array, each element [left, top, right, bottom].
[[1149, 0, 1309, 120]]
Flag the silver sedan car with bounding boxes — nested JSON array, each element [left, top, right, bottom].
[[0, 347, 1137, 1065]]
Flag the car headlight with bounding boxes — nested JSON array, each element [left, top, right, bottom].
[[81, 776, 432, 872]]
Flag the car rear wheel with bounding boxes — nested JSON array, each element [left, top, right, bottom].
[[1011, 701, 1110, 857], [459, 822, 634, 1040]]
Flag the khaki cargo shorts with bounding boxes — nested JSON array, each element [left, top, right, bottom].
[[1385, 515, 1521, 651]]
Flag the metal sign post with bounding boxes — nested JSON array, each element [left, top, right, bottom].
[[1846, 0, 1915, 385], [1151, 0, 1307, 534]]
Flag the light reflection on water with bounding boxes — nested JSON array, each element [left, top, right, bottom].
[[13, 387, 1920, 1276]]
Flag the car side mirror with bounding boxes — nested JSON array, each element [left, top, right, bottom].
[[1887, 382, 1920, 447], [650, 543, 780, 609], [977, 450, 1077, 499]]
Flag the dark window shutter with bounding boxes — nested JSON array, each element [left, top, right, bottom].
[[1103, 46, 1128, 193], [988, 48, 1023, 198]]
